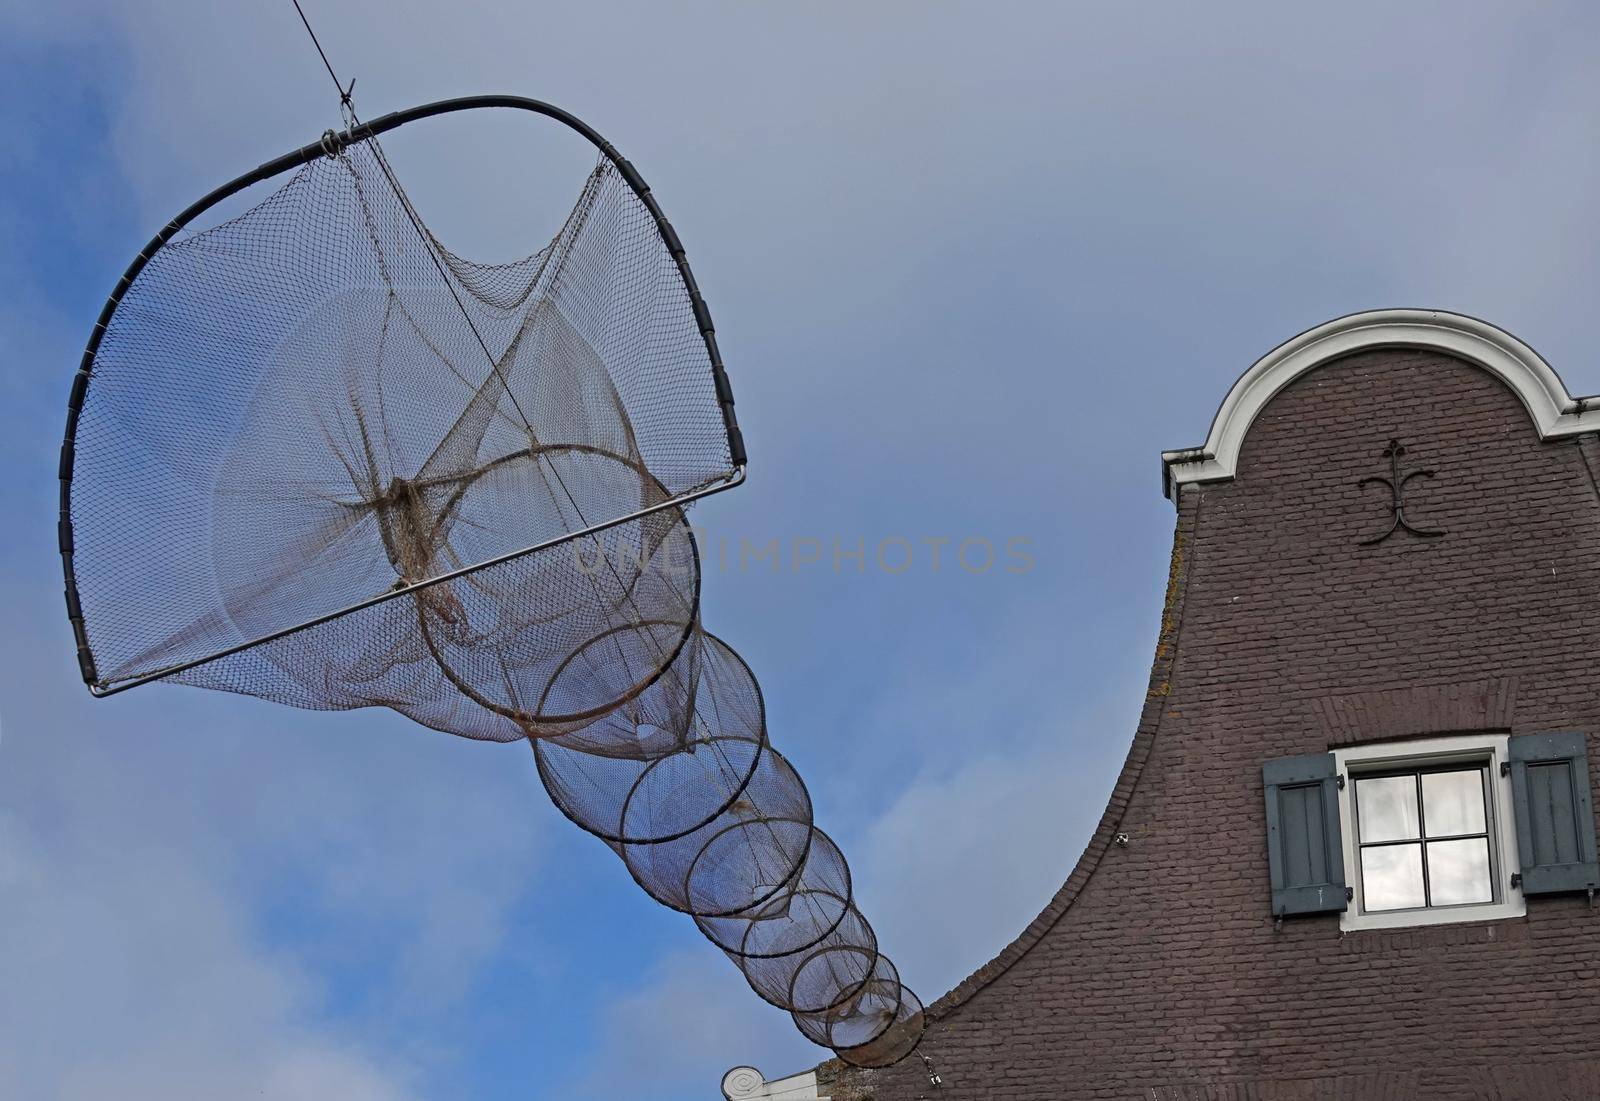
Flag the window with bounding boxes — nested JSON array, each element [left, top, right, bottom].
[[1334, 734, 1524, 931], [1263, 730, 1597, 925], [1353, 766, 1494, 911]]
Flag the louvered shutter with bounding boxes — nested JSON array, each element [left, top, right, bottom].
[[1507, 731, 1599, 896]]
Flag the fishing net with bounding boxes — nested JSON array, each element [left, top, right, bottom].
[[60, 99, 920, 1064]]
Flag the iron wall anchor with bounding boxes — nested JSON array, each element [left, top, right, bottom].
[[1357, 438, 1445, 545]]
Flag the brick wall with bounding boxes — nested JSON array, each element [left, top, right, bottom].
[[821, 348, 1600, 1101]]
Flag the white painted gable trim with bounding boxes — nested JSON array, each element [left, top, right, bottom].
[[1161, 308, 1600, 501], [722, 1066, 827, 1100]]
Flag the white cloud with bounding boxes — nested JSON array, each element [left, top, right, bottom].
[[573, 950, 817, 1101], [0, 576, 547, 1097], [851, 745, 1102, 999], [0, 801, 424, 1101], [842, 640, 1143, 1001]]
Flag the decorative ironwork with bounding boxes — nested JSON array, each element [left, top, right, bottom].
[[1357, 438, 1444, 545]]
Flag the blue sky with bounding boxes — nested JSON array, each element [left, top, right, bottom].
[[3, 3, 1600, 1099]]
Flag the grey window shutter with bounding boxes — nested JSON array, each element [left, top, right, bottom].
[[1507, 731, 1599, 896], [1262, 753, 1348, 917]]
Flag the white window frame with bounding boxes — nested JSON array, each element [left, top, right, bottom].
[[1334, 733, 1525, 931]]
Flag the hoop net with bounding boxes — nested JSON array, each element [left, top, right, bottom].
[[63, 117, 920, 1064]]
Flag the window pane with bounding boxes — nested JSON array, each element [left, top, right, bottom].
[[1361, 843, 1426, 911], [1421, 769, 1487, 837], [1427, 838, 1494, 906], [1356, 775, 1420, 842]]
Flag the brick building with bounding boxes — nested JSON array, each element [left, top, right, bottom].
[[724, 310, 1600, 1101]]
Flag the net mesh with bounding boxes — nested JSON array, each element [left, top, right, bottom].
[[64, 120, 920, 1065], [72, 142, 728, 701]]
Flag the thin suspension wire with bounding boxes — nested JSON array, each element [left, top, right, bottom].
[[288, 0, 536, 433], [286, 0, 656, 687], [290, 0, 345, 98]]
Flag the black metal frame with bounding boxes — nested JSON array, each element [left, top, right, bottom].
[[59, 95, 748, 695]]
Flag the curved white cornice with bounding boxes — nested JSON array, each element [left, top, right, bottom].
[[1161, 309, 1600, 500]]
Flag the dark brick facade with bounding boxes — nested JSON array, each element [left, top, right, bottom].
[[819, 345, 1600, 1100]]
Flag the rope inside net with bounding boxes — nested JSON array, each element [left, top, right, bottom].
[[63, 118, 922, 1066]]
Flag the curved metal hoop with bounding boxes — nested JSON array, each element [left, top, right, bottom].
[[59, 95, 747, 695]]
